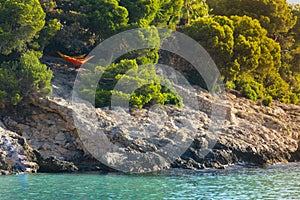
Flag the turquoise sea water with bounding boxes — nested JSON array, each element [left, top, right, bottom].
[[0, 163, 299, 200]]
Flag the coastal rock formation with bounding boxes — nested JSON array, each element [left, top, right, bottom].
[[174, 93, 300, 169], [2, 95, 210, 173], [0, 60, 300, 174], [1, 97, 106, 173], [0, 123, 38, 175]]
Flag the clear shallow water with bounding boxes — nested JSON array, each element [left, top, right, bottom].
[[0, 163, 299, 200]]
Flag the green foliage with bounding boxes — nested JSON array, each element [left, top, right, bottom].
[[119, 0, 160, 26], [262, 95, 273, 106], [236, 76, 264, 101], [290, 5, 300, 50], [262, 96, 273, 106], [130, 83, 163, 109], [152, 0, 184, 28], [273, 5, 300, 105], [19, 51, 53, 96], [264, 73, 291, 103], [231, 15, 282, 76], [0, 63, 21, 105], [290, 93, 299, 105], [180, 0, 210, 24], [0, 0, 53, 107], [3, 0, 299, 108], [117, 27, 160, 66], [78, 59, 182, 109], [0, 0, 46, 55], [289, 74, 300, 95], [183, 15, 234, 79], [183, 15, 281, 80], [183, 14, 298, 103], [0, 51, 52, 106], [36, 19, 61, 51], [78, 0, 129, 38], [207, 0, 296, 36], [41, 0, 186, 54], [225, 80, 235, 90]]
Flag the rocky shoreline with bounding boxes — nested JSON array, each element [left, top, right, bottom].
[[0, 58, 300, 174]]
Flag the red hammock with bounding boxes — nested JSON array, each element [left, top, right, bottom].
[[57, 51, 94, 67]]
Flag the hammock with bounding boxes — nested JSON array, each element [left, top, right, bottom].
[[57, 51, 94, 67]]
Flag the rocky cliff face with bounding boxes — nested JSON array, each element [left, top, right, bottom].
[[0, 58, 300, 174]]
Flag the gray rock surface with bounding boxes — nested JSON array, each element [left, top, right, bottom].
[[173, 93, 300, 170], [0, 125, 38, 175]]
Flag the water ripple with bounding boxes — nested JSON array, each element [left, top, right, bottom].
[[0, 163, 299, 200]]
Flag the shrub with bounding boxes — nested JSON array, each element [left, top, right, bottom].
[[225, 80, 236, 90], [236, 76, 264, 101], [0, 51, 52, 106], [264, 73, 291, 103], [0, 0, 46, 55], [262, 96, 273, 106], [290, 93, 299, 105], [77, 59, 182, 109], [0, 64, 21, 105]]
